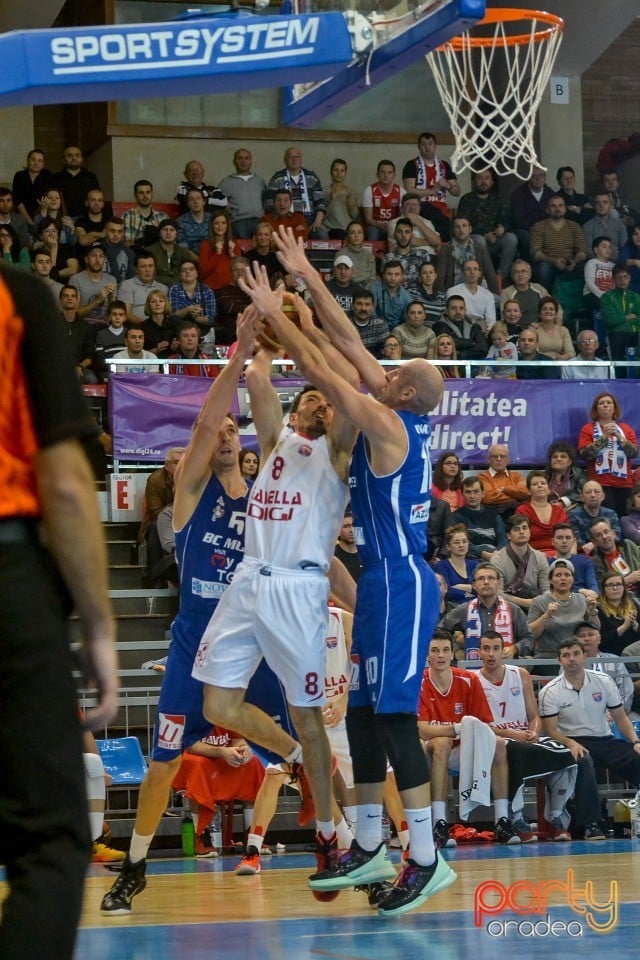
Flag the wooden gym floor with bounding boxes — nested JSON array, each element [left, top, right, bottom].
[[15, 838, 635, 959]]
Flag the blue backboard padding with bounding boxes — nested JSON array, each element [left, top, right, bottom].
[[282, 0, 486, 127], [0, 13, 353, 107]]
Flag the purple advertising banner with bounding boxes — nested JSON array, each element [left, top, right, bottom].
[[109, 374, 306, 461], [429, 379, 640, 465], [110, 374, 640, 466]]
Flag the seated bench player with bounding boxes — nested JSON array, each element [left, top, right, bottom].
[[478, 631, 585, 842], [417, 629, 519, 848], [172, 725, 266, 856]]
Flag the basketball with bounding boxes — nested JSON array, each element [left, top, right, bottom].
[[257, 292, 301, 351]]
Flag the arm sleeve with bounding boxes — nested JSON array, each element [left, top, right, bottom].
[[440, 606, 464, 635], [5, 268, 96, 447], [204, 286, 217, 322], [310, 173, 326, 214], [603, 674, 623, 711], [538, 683, 558, 718], [417, 678, 432, 721], [527, 597, 545, 624], [529, 224, 544, 257], [583, 259, 599, 297], [577, 422, 594, 455], [402, 160, 417, 182], [485, 292, 496, 323]]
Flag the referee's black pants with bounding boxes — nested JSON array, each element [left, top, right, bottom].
[[0, 535, 90, 960]]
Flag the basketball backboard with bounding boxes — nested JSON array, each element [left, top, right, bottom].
[[0, 9, 353, 107], [281, 0, 486, 127]]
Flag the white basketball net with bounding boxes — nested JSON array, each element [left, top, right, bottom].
[[426, 14, 563, 179]]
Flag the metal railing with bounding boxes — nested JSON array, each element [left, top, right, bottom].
[[106, 355, 638, 378]]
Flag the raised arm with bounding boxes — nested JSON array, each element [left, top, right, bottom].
[[272, 227, 387, 395], [173, 308, 258, 528], [239, 265, 402, 475], [294, 293, 361, 391], [244, 343, 286, 462]]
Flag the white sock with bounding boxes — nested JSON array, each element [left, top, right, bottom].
[[316, 819, 334, 841], [355, 804, 383, 852], [432, 800, 447, 823], [285, 743, 303, 765], [343, 805, 357, 832], [494, 799, 509, 822], [89, 812, 104, 843], [335, 817, 353, 848], [129, 830, 154, 864], [405, 807, 435, 866], [243, 805, 254, 830], [84, 753, 106, 842], [247, 831, 264, 854]]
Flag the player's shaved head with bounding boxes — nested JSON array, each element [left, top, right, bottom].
[[403, 359, 444, 414]]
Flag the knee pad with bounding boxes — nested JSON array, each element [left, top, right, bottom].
[[346, 707, 388, 785], [375, 713, 429, 793], [83, 752, 106, 801]]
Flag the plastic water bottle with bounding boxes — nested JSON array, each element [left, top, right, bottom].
[[211, 806, 223, 855], [181, 798, 195, 857], [613, 799, 631, 838]]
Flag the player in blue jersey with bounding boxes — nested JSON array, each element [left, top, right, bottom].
[[239, 230, 456, 918], [101, 310, 262, 915]]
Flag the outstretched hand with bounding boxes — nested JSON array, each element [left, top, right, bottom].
[[238, 263, 284, 321], [273, 225, 310, 278], [235, 303, 264, 358], [293, 293, 315, 338]]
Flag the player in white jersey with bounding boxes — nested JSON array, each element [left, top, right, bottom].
[[479, 631, 581, 842], [236, 238, 454, 918], [193, 317, 358, 892], [244, 421, 347, 571], [478, 649, 537, 739]]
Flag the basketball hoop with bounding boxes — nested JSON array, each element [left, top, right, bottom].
[[426, 8, 564, 179]]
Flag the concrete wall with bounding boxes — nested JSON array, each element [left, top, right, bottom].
[[581, 17, 640, 198], [539, 76, 585, 191], [0, 108, 35, 187], [109, 135, 469, 206]]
